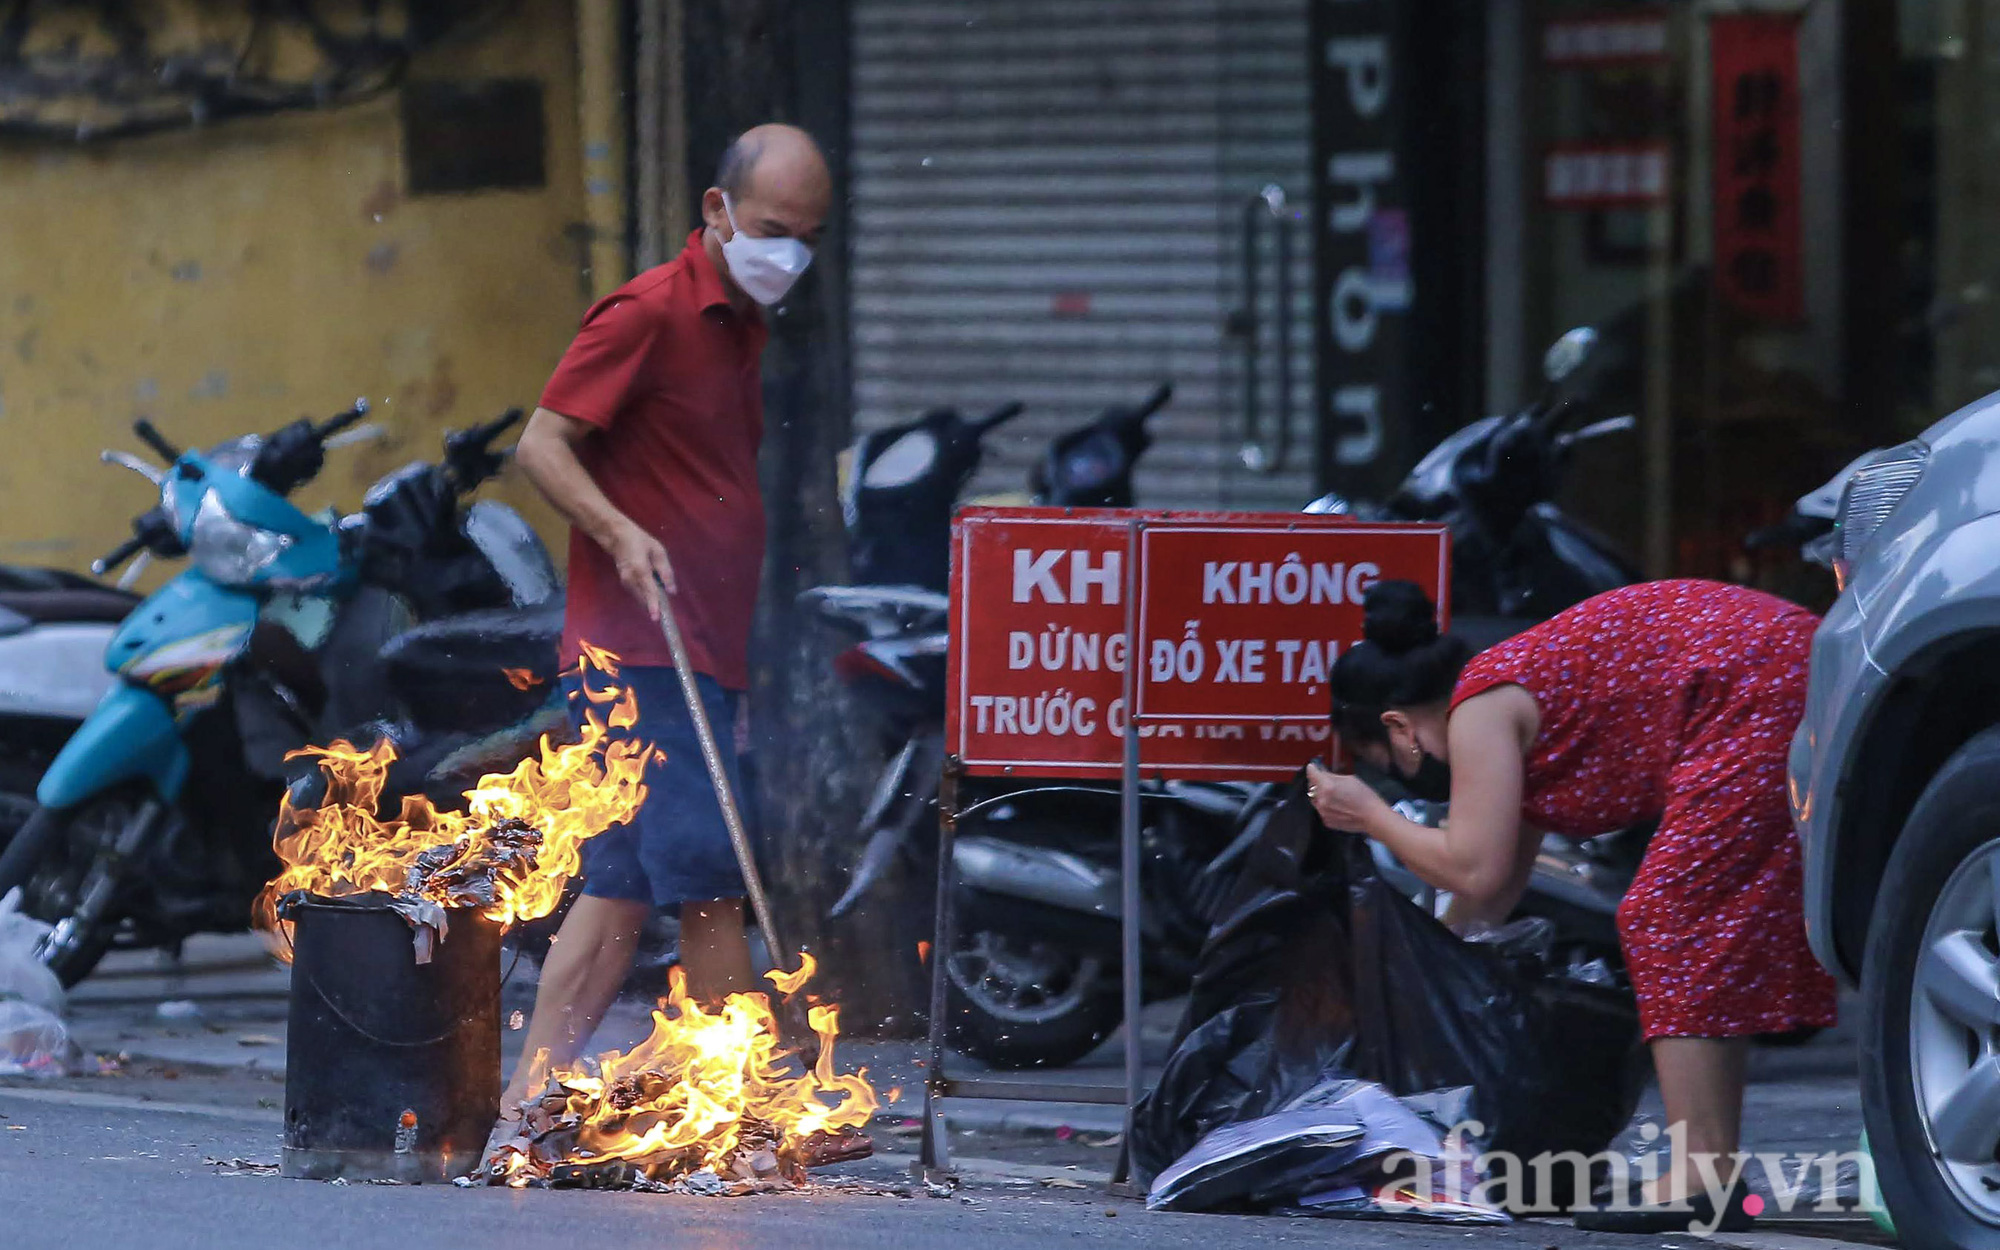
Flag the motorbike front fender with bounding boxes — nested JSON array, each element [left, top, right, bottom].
[[37, 683, 189, 808]]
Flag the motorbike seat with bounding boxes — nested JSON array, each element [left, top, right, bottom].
[[0, 587, 140, 625], [381, 602, 563, 671], [378, 602, 564, 734]]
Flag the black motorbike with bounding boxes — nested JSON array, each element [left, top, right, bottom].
[[815, 338, 1665, 1068], [1307, 326, 1640, 634], [807, 385, 1284, 1067], [806, 384, 1178, 925]]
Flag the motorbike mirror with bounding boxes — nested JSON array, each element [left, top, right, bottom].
[[100, 449, 165, 486], [860, 428, 939, 490], [1797, 449, 1881, 521], [1542, 326, 1600, 385]]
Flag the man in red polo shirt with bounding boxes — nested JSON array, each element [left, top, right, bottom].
[[495, 124, 830, 1124]]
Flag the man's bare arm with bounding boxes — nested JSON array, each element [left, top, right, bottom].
[[516, 406, 675, 621]]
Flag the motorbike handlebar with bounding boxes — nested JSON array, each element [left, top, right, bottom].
[[969, 401, 1026, 435], [442, 407, 526, 491], [469, 406, 525, 447], [1552, 415, 1637, 456], [131, 419, 182, 466], [92, 534, 147, 577], [315, 399, 371, 441], [1124, 382, 1174, 424], [1528, 397, 1576, 436], [92, 506, 184, 576]]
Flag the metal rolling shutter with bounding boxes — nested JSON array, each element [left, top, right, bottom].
[[849, 0, 1316, 513]]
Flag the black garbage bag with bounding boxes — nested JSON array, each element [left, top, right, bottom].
[[1132, 770, 1645, 1191]]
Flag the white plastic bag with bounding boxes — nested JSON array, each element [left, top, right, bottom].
[[0, 887, 66, 1074], [0, 887, 62, 1013], [0, 999, 66, 1076]]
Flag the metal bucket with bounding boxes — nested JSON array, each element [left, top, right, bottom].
[[281, 895, 501, 1182]]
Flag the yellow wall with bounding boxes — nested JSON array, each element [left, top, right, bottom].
[[0, 0, 594, 578]]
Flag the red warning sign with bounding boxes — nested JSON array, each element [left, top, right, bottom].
[[945, 508, 1449, 780]]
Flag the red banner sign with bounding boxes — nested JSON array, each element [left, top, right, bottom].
[[1711, 13, 1804, 323], [945, 508, 1450, 780]]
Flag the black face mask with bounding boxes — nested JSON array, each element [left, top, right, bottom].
[[1396, 749, 1453, 804]]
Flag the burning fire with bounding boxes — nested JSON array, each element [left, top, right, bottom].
[[489, 953, 879, 1191], [255, 646, 650, 951]]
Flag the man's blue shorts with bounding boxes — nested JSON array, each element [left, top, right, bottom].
[[568, 665, 747, 911]]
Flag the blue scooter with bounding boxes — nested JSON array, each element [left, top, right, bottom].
[[0, 404, 540, 984]]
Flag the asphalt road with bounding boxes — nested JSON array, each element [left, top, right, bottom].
[[0, 1089, 1848, 1250], [0, 935, 1888, 1250]]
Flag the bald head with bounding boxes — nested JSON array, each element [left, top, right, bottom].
[[703, 123, 832, 251]]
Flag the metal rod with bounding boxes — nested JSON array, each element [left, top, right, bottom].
[[1115, 518, 1144, 1186], [937, 1077, 1129, 1105], [1642, 204, 1675, 577], [1239, 195, 1261, 464], [652, 588, 786, 970], [633, 0, 663, 270], [1271, 203, 1294, 473], [917, 756, 963, 1179]]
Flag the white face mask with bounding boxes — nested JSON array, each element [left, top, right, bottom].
[[720, 193, 813, 306]]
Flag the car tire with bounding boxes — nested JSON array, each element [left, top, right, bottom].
[[1861, 725, 2000, 1250]]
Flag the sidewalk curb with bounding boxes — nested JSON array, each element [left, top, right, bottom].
[[874, 1100, 1125, 1136], [870, 1149, 1114, 1188], [0, 1085, 282, 1124], [1709, 1229, 1891, 1250]]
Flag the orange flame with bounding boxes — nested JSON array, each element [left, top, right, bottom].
[[503, 667, 543, 691], [254, 651, 650, 953], [577, 639, 621, 676], [766, 953, 818, 997], [499, 959, 878, 1184]]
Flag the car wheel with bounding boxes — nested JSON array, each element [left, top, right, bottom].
[[1863, 726, 2000, 1250]]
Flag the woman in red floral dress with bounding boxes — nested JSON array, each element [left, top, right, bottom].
[[1308, 578, 1838, 1231]]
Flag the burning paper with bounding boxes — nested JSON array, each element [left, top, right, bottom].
[[485, 954, 878, 1194], [256, 645, 651, 957]]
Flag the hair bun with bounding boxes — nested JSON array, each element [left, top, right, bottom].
[[1361, 580, 1441, 655]]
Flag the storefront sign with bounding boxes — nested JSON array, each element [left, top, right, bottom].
[[1543, 13, 1670, 66], [1310, 1, 1480, 499], [1544, 143, 1671, 208], [1711, 13, 1804, 323], [1311, 0, 1404, 479], [945, 508, 1450, 780]]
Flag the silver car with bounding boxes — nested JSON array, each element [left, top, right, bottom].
[[1790, 394, 2000, 1250]]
